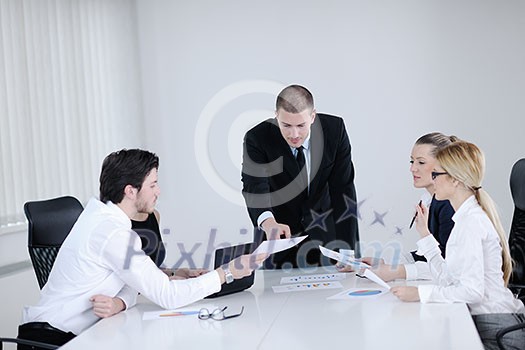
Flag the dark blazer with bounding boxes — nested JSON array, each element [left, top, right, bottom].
[[242, 113, 359, 268], [412, 195, 454, 262]]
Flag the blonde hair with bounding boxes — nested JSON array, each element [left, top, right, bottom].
[[415, 132, 460, 156], [436, 141, 512, 285]]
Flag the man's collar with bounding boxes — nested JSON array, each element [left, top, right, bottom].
[[302, 135, 311, 150]]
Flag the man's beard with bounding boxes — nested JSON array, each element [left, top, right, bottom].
[[135, 197, 153, 214]]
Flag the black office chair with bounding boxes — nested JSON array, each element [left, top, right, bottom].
[[495, 158, 525, 349], [0, 337, 59, 349], [24, 196, 84, 289], [508, 158, 525, 298], [496, 319, 525, 350], [0, 198, 80, 348]]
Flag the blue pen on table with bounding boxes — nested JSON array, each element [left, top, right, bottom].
[[409, 200, 423, 229]]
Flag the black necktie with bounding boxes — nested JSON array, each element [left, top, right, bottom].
[[295, 146, 308, 197]]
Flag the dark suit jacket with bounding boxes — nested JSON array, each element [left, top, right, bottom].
[[412, 195, 454, 262], [242, 113, 359, 268]]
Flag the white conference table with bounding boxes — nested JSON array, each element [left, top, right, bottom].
[[60, 267, 484, 350]]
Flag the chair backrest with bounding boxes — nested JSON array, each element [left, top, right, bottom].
[[510, 158, 525, 211], [509, 159, 525, 289], [23, 196, 83, 289]]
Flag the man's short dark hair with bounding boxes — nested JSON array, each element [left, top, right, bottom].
[[276, 85, 314, 113], [99, 149, 159, 204]]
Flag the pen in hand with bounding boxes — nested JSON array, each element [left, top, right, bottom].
[[409, 200, 422, 229]]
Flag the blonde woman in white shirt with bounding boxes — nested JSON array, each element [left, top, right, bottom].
[[391, 141, 524, 350], [338, 132, 457, 279]]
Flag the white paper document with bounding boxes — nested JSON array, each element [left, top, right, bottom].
[[142, 303, 220, 320], [280, 273, 346, 284], [252, 235, 308, 255], [272, 281, 343, 293], [364, 269, 391, 290], [327, 287, 388, 300], [318, 246, 371, 269]]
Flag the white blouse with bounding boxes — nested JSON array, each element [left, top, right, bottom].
[[416, 195, 524, 315]]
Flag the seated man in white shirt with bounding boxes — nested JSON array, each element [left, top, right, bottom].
[[18, 149, 267, 349]]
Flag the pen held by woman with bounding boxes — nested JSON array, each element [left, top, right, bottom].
[[409, 200, 422, 229]]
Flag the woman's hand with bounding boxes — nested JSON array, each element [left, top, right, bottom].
[[335, 262, 355, 272], [359, 257, 406, 282], [391, 286, 420, 302], [414, 203, 431, 238]]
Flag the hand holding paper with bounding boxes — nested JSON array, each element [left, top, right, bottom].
[[252, 236, 308, 255], [363, 269, 391, 290], [318, 246, 371, 269]]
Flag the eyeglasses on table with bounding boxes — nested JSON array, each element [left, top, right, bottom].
[[198, 306, 244, 321]]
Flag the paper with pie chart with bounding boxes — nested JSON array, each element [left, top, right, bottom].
[[327, 287, 388, 300]]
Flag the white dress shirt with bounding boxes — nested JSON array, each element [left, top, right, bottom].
[[257, 136, 311, 227], [23, 198, 221, 334], [416, 195, 524, 315]]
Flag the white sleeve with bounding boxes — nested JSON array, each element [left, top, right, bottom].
[[257, 211, 275, 227], [115, 285, 138, 310], [417, 227, 484, 304], [404, 261, 432, 281], [101, 228, 221, 310]]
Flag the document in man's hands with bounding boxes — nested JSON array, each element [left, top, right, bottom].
[[251, 235, 308, 255], [318, 246, 371, 269]]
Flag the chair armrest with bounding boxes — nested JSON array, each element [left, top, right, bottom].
[[0, 337, 59, 349], [496, 323, 525, 350]]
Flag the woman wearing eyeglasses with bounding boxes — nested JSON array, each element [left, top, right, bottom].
[[391, 141, 524, 350], [338, 132, 457, 280]]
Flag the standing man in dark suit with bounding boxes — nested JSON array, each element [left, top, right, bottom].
[[241, 85, 359, 268]]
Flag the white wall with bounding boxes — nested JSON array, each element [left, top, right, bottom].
[[0, 0, 146, 267], [0, 268, 40, 337], [0, 228, 28, 267], [135, 0, 525, 267]]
